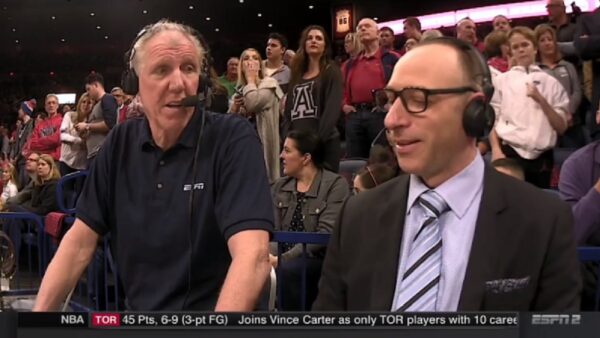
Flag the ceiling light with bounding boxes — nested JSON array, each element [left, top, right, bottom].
[[257, 13, 262, 17], [239, 0, 244, 3], [268, 23, 273, 28], [143, 10, 148, 14], [90, 12, 95, 16], [49, 71, 55, 76], [215, 28, 220, 32], [206, 17, 211, 21], [104, 35, 109, 39], [11, 28, 16, 32], [374, 17, 379, 21], [51, 16, 56, 20], [15, 39, 19, 44], [96, 25, 101, 29], [189, 5, 194, 10], [309, 5, 314, 9], [60, 38, 66, 42]]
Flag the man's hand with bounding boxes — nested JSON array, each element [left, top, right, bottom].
[[74, 122, 88, 133], [342, 104, 357, 115], [526, 83, 543, 103]]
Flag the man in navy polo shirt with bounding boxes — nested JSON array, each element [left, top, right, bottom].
[[34, 20, 274, 311]]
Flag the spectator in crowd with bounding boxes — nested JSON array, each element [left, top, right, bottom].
[[3, 154, 61, 262], [28, 94, 62, 162], [284, 25, 343, 172], [490, 27, 569, 188], [353, 163, 396, 194], [342, 18, 400, 159], [270, 130, 349, 310], [231, 48, 283, 182], [61, 105, 72, 115], [125, 95, 145, 121], [264, 33, 291, 92], [111, 87, 129, 124], [78, 72, 117, 165], [314, 37, 580, 311], [379, 26, 396, 51], [547, 0, 577, 44], [491, 158, 525, 180], [574, 3, 600, 140], [536, 24, 585, 148], [484, 30, 511, 75], [206, 67, 231, 114], [8, 152, 39, 194], [404, 38, 418, 53], [420, 29, 444, 42], [59, 93, 93, 175], [558, 139, 600, 310], [343, 32, 362, 59], [284, 50, 296, 66], [0, 126, 10, 160], [492, 15, 512, 33], [34, 20, 273, 311], [218, 57, 239, 99], [456, 18, 485, 53], [403, 17, 422, 42], [0, 162, 19, 210]]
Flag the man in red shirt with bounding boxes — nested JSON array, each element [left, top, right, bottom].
[[28, 94, 62, 161], [342, 18, 400, 158]]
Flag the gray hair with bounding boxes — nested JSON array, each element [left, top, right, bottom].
[[421, 29, 444, 42], [45, 93, 59, 104], [130, 19, 205, 74]]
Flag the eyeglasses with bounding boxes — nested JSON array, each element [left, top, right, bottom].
[[374, 87, 476, 114]]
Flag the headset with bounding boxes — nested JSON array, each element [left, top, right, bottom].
[[120, 23, 214, 310], [121, 24, 213, 97], [425, 37, 496, 138]]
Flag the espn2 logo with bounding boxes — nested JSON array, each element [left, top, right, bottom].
[[531, 314, 581, 325]]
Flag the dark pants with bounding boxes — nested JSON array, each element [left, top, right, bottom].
[[322, 134, 342, 173], [345, 110, 386, 159], [501, 143, 554, 189], [59, 161, 78, 177]]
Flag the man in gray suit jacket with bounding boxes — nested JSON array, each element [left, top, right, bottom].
[[313, 38, 581, 311]]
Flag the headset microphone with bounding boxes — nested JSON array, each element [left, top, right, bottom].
[[180, 95, 200, 107]]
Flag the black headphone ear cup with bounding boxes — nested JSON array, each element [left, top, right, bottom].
[[463, 99, 488, 138], [121, 68, 139, 95]]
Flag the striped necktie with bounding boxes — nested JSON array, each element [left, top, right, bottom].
[[394, 190, 449, 312]]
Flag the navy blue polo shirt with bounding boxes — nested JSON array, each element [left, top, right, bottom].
[[76, 105, 274, 310]]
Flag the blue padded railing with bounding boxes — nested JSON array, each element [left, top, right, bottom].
[[272, 231, 331, 311], [578, 247, 600, 311], [55, 171, 88, 222]]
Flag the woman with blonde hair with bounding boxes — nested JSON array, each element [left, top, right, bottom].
[[60, 93, 93, 175], [230, 48, 283, 182], [3, 154, 61, 258], [0, 162, 19, 208]]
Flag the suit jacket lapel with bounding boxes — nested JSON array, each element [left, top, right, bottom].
[[458, 166, 508, 310], [371, 175, 410, 310]]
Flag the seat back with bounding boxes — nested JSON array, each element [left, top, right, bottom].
[[339, 159, 367, 188]]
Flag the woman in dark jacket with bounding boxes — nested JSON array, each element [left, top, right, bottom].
[[284, 25, 344, 172], [270, 130, 349, 310], [3, 154, 61, 257]]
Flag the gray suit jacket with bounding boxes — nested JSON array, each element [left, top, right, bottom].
[[313, 166, 581, 311]]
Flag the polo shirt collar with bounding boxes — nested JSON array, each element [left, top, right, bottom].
[[359, 47, 383, 60], [138, 104, 204, 150]]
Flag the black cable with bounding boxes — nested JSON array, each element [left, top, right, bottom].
[[181, 104, 207, 310]]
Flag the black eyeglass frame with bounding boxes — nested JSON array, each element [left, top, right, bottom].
[[376, 86, 477, 114]]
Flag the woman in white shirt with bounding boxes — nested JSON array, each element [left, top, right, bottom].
[[0, 162, 19, 209], [59, 93, 94, 176], [490, 26, 569, 188]]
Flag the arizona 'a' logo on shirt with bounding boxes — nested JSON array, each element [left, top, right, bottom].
[[291, 81, 318, 120]]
